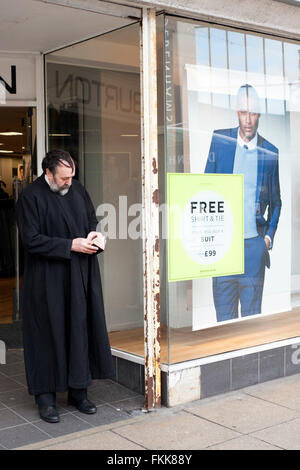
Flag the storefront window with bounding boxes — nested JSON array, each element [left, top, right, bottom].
[[162, 16, 300, 364], [45, 23, 144, 358]]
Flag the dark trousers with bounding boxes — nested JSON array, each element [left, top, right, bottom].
[[35, 388, 87, 406], [35, 392, 56, 406], [213, 237, 268, 322]]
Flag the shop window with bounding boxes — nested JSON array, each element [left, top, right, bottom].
[[161, 16, 300, 364]]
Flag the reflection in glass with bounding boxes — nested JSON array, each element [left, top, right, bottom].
[[163, 15, 300, 365], [246, 35, 266, 114], [265, 39, 285, 115], [195, 27, 211, 105], [46, 23, 144, 358], [210, 28, 229, 109], [228, 31, 245, 71]]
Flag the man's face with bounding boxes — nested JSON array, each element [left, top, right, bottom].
[[46, 163, 75, 195], [237, 110, 260, 143]]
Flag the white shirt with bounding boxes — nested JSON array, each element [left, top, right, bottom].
[[237, 130, 258, 150]]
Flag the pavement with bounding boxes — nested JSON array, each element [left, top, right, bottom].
[[1, 349, 300, 450]]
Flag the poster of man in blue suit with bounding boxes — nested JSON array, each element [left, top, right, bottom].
[[205, 84, 282, 322]]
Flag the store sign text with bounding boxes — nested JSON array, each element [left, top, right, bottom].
[[0, 65, 16, 94], [55, 71, 140, 113]]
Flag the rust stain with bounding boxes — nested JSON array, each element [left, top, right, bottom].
[[145, 376, 154, 409], [152, 189, 159, 205], [155, 292, 160, 310], [152, 157, 158, 174], [156, 325, 160, 343]]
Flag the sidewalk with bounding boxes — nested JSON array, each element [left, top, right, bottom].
[[0, 349, 144, 450], [1, 349, 300, 450], [17, 372, 300, 450]]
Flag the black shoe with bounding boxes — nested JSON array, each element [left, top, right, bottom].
[[39, 405, 60, 423], [68, 397, 97, 414]]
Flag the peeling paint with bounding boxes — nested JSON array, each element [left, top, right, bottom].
[[141, 8, 161, 411], [152, 188, 159, 205], [152, 157, 158, 174]]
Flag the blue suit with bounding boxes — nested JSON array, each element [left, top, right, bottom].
[[205, 127, 281, 321]]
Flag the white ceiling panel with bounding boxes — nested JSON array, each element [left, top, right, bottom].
[[0, 0, 139, 53]]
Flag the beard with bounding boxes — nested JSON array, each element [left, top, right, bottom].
[[49, 178, 70, 196]]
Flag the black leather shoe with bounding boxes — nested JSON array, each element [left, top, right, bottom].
[[68, 397, 97, 414], [39, 405, 60, 423]]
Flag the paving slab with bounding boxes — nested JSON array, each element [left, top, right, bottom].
[[109, 395, 145, 414], [38, 430, 146, 450], [71, 404, 134, 427], [0, 388, 33, 407], [0, 362, 26, 378], [17, 414, 146, 450], [251, 417, 300, 450], [114, 410, 240, 450], [2, 350, 24, 365], [183, 392, 299, 434], [0, 375, 26, 393], [0, 408, 28, 430], [245, 375, 300, 412], [33, 413, 93, 438], [207, 435, 282, 450], [0, 423, 51, 450], [9, 374, 27, 388], [88, 381, 141, 404]]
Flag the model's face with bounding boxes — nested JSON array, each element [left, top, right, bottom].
[[46, 163, 75, 195], [237, 110, 260, 143]]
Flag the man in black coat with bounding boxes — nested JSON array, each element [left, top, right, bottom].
[[16, 149, 115, 423]]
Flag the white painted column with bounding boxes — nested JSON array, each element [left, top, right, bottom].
[[141, 8, 161, 409]]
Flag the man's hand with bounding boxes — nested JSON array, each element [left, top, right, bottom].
[[87, 231, 106, 251], [264, 236, 271, 250], [71, 238, 99, 254]]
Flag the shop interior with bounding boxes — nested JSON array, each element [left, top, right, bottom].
[[0, 107, 36, 325]]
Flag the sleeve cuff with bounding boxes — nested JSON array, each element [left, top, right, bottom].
[[66, 239, 73, 258]]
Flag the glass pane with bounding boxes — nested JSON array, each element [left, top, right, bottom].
[[245, 34, 266, 113], [46, 23, 144, 358], [210, 28, 229, 109], [284, 42, 300, 306], [163, 15, 300, 365], [0, 107, 36, 324], [265, 39, 285, 115]]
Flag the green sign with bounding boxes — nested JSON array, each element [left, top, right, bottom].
[[167, 173, 244, 282]]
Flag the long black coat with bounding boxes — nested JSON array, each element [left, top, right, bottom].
[[16, 175, 115, 395]]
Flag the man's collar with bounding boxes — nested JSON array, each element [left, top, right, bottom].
[[44, 174, 50, 186], [237, 129, 257, 150]]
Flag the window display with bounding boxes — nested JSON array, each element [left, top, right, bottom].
[[164, 16, 300, 338], [167, 173, 244, 282]]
